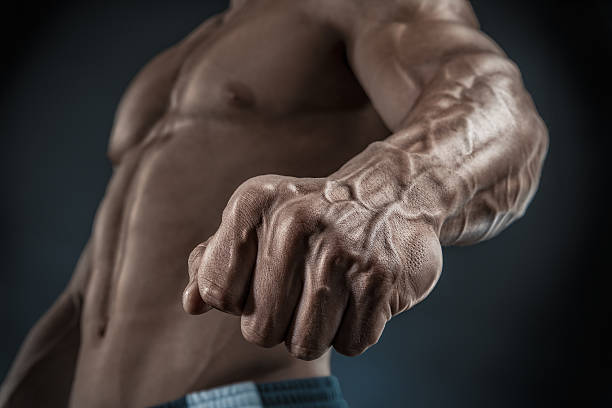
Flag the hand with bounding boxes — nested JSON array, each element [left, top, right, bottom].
[[183, 170, 442, 360]]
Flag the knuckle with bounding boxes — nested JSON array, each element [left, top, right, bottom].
[[240, 322, 278, 348], [334, 334, 377, 357], [223, 193, 253, 223], [239, 175, 266, 192], [242, 174, 282, 194], [276, 179, 298, 195], [362, 329, 382, 349], [225, 178, 274, 224], [333, 341, 366, 357], [199, 277, 243, 314], [286, 341, 326, 361], [334, 319, 383, 357]]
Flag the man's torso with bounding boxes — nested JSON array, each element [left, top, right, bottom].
[[70, 1, 390, 406]]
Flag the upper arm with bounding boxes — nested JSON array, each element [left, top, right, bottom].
[[0, 242, 91, 407], [335, 0, 507, 131], [66, 240, 92, 299]]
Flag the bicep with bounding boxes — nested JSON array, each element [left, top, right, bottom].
[[13, 240, 91, 367], [65, 240, 92, 299], [0, 242, 91, 406], [345, 4, 505, 131]]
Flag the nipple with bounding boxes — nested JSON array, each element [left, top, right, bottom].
[[225, 81, 255, 109]]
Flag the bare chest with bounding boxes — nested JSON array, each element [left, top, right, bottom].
[[109, 4, 368, 161]]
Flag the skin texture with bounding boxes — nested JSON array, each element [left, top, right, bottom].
[[0, 0, 548, 407]]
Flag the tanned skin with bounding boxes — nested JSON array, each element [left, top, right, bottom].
[[0, 0, 548, 406]]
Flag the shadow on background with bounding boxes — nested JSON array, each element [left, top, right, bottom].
[[1, 0, 610, 407]]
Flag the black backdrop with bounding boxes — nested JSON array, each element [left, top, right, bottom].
[[1, 1, 610, 407]]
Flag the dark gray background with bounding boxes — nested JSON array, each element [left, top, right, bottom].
[[1, 0, 610, 407]]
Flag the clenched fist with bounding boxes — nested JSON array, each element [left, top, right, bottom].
[[183, 144, 444, 360]]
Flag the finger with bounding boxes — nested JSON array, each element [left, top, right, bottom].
[[183, 280, 212, 315], [285, 236, 349, 360], [196, 178, 274, 314], [333, 267, 393, 357], [240, 205, 310, 348], [197, 196, 262, 315], [183, 240, 212, 314]]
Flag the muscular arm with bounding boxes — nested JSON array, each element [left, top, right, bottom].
[[341, 0, 548, 245], [0, 242, 91, 407], [183, 0, 547, 360]]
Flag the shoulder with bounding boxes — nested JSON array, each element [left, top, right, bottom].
[[302, 0, 478, 41]]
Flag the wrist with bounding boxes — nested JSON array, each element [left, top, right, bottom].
[[328, 140, 465, 236]]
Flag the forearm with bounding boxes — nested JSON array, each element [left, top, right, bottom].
[[0, 243, 90, 407], [330, 52, 548, 245]]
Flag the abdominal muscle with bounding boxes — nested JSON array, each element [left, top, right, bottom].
[[69, 108, 389, 407]]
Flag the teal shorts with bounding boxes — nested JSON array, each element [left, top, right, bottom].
[[152, 376, 348, 408]]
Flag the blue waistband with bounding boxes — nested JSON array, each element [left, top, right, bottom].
[[152, 376, 348, 408]]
